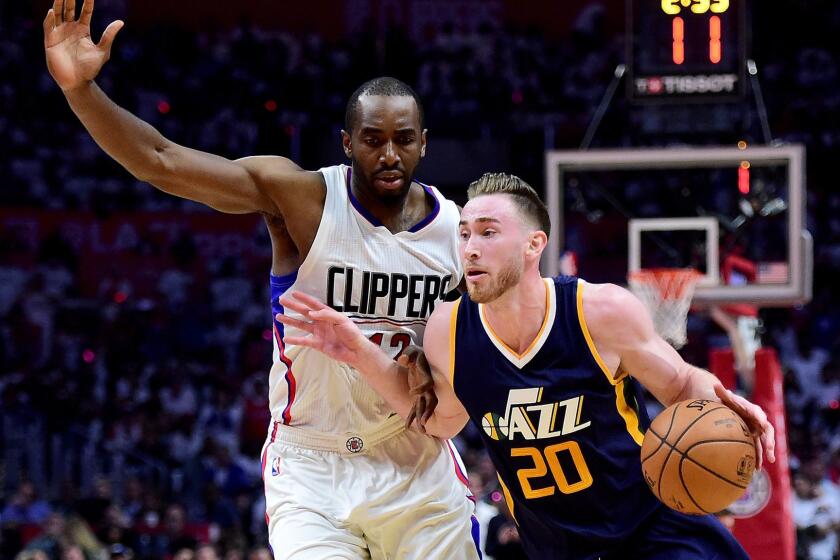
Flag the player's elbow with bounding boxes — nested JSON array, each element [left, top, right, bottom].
[[131, 140, 175, 184]]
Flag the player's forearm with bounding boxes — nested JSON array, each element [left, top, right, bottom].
[[351, 344, 415, 419], [64, 81, 172, 183]]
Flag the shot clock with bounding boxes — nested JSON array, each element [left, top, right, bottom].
[[627, 0, 747, 102]]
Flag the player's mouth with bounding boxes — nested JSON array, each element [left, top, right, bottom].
[[373, 172, 404, 190], [465, 268, 488, 281]]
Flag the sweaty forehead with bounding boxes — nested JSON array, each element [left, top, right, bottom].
[[356, 95, 420, 130], [461, 194, 519, 225]]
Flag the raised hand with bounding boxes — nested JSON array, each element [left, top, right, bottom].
[[714, 384, 776, 469], [275, 291, 373, 368], [44, 0, 124, 91]]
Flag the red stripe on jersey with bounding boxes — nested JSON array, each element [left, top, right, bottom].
[[273, 324, 297, 425], [446, 440, 472, 490]]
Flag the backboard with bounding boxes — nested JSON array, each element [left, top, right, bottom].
[[543, 145, 812, 307]]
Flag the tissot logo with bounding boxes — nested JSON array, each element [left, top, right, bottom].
[[326, 266, 452, 318], [635, 74, 738, 95]]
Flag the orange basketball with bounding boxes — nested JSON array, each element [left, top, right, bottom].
[[640, 399, 757, 515]]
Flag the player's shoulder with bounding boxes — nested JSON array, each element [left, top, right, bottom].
[[427, 298, 460, 332], [580, 280, 647, 331], [423, 299, 460, 371]]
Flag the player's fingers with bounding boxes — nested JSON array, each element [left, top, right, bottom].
[[64, 0, 76, 23], [43, 9, 56, 34], [713, 383, 728, 401], [409, 384, 431, 397], [280, 334, 315, 348], [278, 294, 314, 316], [405, 405, 417, 430], [754, 436, 763, 470], [96, 19, 123, 54], [290, 290, 329, 310], [79, 0, 93, 26], [421, 395, 437, 426], [309, 308, 346, 323], [53, 0, 63, 22], [762, 421, 776, 464], [400, 344, 422, 367], [416, 350, 430, 371], [274, 313, 313, 332]]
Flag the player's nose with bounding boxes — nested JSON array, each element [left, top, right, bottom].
[[380, 140, 399, 165], [463, 238, 480, 259]]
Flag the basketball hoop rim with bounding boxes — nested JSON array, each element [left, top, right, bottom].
[[628, 268, 703, 301]]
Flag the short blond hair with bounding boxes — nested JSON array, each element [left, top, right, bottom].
[[467, 172, 551, 237]]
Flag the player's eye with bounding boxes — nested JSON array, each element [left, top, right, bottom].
[[459, 230, 470, 240], [482, 230, 496, 237]]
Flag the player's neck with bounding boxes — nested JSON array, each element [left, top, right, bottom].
[[350, 175, 427, 234], [483, 273, 547, 355]]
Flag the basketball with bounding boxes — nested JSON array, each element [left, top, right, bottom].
[[640, 399, 757, 515]]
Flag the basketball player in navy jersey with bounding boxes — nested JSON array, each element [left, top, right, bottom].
[[276, 173, 775, 559], [44, 2, 481, 558]]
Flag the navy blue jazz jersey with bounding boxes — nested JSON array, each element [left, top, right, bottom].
[[451, 276, 661, 558]]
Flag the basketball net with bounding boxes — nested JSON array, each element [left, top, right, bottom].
[[628, 268, 703, 348]]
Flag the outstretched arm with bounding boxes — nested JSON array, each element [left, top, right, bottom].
[[583, 282, 775, 467], [275, 291, 469, 438], [44, 0, 319, 215]]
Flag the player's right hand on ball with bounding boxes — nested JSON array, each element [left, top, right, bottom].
[[44, 0, 124, 91]]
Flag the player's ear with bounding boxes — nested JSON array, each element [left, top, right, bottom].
[[341, 130, 352, 159], [526, 231, 548, 258], [420, 129, 428, 158]]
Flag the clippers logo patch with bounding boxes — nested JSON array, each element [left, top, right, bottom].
[[346, 436, 364, 453]]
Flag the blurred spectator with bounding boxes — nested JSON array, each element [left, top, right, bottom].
[[792, 470, 840, 560], [172, 550, 194, 560], [246, 547, 271, 560], [195, 543, 220, 560], [108, 543, 134, 560], [2, 482, 51, 525], [15, 551, 49, 560], [60, 545, 85, 560]]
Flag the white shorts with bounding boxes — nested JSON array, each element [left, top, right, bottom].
[[260, 416, 481, 560]]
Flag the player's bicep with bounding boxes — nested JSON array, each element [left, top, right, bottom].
[[144, 143, 277, 214], [588, 284, 689, 404], [423, 303, 470, 436]]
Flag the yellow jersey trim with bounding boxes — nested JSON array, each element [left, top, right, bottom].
[[497, 474, 518, 525], [448, 298, 462, 387], [576, 279, 645, 445]]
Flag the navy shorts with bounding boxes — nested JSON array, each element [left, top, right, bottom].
[[606, 506, 750, 560]]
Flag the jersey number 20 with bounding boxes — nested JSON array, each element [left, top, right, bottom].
[[512, 441, 593, 499]]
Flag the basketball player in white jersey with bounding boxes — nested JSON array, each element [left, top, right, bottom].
[[44, 2, 480, 558]]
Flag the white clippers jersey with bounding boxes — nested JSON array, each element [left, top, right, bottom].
[[268, 164, 462, 436]]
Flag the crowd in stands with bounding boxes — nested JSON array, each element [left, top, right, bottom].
[[1, 1, 840, 558]]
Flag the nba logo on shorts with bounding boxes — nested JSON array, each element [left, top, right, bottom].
[[271, 456, 282, 476], [346, 436, 364, 453]]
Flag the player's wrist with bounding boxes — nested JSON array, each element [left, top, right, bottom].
[[353, 338, 391, 375], [62, 79, 96, 99]]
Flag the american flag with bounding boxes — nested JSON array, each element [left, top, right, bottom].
[[757, 262, 788, 284]]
